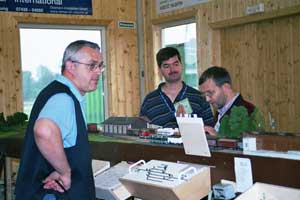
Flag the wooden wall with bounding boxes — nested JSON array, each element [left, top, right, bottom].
[[219, 15, 300, 132], [1, 0, 300, 132], [0, 0, 140, 118], [142, 0, 300, 132]]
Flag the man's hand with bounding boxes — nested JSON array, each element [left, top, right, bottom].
[[43, 171, 71, 193], [176, 104, 186, 117], [204, 125, 217, 136]]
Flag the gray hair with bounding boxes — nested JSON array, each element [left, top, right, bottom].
[[61, 40, 100, 73]]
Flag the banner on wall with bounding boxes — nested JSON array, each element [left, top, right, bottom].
[[156, 0, 211, 14], [0, 0, 92, 15]]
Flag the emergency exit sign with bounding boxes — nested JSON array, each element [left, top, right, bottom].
[[118, 21, 136, 29]]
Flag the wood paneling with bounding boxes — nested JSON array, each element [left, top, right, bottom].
[[220, 15, 300, 132], [210, 0, 300, 28], [0, 14, 5, 117], [0, 0, 140, 118], [197, 3, 221, 75], [108, 0, 139, 116], [142, 0, 300, 132]]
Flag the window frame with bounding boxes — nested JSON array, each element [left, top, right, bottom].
[[159, 18, 198, 89], [18, 23, 108, 122]]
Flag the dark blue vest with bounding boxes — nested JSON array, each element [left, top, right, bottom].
[[15, 81, 95, 200]]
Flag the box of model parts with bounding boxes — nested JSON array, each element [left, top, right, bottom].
[[119, 160, 211, 200], [235, 182, 300, 200], [94, 161, 131, 200]]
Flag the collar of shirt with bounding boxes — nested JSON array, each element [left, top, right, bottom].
[[158, 81, 187, 102], [56, 75, 87, 123], [217, 92, 240, 119]]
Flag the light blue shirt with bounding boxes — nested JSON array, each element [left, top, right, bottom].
[[37, 75, 87, 148]]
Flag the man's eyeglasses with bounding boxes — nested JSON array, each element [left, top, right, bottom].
[[71, 60, 105, 72], [201, 90, 216, 98]]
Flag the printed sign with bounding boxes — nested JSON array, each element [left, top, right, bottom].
[[156, 0, 211, 14], [0, 0, 92, 15], [118, 21, 136, 29], [234, 157, 253, 193]]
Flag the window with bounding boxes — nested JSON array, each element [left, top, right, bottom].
[[19, 24, 106, 124], [161, 21, 198, 88]]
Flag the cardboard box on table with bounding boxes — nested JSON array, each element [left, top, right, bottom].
[[119, 116, 212, 200], [235, 182, 300, 200], [119, 160, 211, 200], [94, 161, 131, 200]]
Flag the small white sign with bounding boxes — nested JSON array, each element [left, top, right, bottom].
[[243, 137, 257, 151], [118, 21, 136, 29], [176, 116, 211, 157], [156, 0, 211, 14], [234, 157, 253, 193]]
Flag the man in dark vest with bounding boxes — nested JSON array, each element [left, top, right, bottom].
[[15, 40, 104, 200]]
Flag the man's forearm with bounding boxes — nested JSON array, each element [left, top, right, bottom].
[[34, 118, 71, 176]]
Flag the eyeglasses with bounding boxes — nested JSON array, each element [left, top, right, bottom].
[[201, 90, 216, 98], [71, 60, 105, 72]]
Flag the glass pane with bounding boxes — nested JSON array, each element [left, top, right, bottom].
[[20, 27, 105, 124], [162, 23, 198, 89], [85, 78, 105, 123]]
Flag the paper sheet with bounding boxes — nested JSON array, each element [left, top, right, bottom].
[[176, 116, 211, 157], [234, 157, 253, 193]]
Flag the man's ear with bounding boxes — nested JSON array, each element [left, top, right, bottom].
[[64, 60, 76, 76], [65, 60, 73, 70], [222, 83, 232, 91], [65, 60, 76, 71]]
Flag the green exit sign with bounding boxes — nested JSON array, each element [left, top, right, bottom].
[[118, 21, 136, 29]]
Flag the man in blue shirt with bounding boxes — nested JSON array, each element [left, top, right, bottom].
[[16, 40, 104, 200], [140, 47, 214, 128]]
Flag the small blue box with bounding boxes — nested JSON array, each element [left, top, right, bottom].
[[213, 183, 236, 200]]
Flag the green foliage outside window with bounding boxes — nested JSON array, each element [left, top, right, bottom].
[[23, 65, 105, 124], [23, 66, 56, 102], [168, 43, 198, 89], [0, 112, 28, 131]]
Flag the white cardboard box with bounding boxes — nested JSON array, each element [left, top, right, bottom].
[[235, 182, 300, 200], [119, 160, 211, 200], [92, 159, 110, 176], [94, 161, 131, 200]]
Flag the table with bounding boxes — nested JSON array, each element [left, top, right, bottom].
[[0, 134, 299, 199]]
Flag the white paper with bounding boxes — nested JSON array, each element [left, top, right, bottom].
[[94, 161, 130, 189], [94, 162, 131, 200], [176, 116, 211, 157], [234, 157, 253, 193], [243, 137, 257, 151]]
